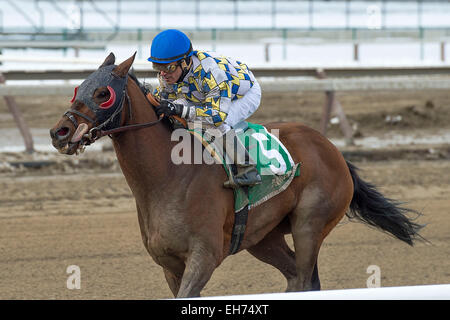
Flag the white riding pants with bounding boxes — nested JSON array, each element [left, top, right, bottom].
[[222, 79, 261, 133]]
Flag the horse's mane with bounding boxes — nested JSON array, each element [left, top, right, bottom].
[[127, 68, 174, 130], [128, 69, 149, 96]]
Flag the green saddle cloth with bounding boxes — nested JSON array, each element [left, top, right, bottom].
[[190, 122, 301, 213]]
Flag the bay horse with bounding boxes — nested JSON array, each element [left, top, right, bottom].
[[50, 53, 423, 298]]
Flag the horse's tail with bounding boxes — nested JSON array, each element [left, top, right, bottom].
[[345, 161, 425, 246]]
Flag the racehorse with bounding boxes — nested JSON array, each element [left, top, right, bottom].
[[50, 53, 423, 298]]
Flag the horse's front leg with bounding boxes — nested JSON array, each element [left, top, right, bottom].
[[176, 245, 220, 298], [164, 268, 183, 297]]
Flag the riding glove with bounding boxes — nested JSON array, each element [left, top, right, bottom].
[[156, 100, 190, 119]]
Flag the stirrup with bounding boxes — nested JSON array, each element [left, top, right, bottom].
[[224, 166, 262, 189]]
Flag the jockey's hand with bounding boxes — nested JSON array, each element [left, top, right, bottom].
[[156, 100, 188, 119]]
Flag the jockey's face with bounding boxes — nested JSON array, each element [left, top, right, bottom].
[[156, 61, 182, 85]]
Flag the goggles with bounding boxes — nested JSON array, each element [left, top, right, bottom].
[[152, 62, 179, 73]]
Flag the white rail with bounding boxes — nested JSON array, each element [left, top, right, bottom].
[[192, 284, 450, 300], [2, 55, 450, 79], [1, 76, 450, 96]]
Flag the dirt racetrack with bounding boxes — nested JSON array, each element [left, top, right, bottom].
[[0, 89, 449, 299]]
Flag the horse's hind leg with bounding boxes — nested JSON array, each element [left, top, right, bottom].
[[163, 268, 183, 297], [289, 218, 323, 291], [311, 262, 321, 290], [247, 221, 298, 292], [289, 186, 333, 291]]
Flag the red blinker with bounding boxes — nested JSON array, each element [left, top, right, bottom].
[[99, 86, 116, 109], [70, 86, 78, 103]]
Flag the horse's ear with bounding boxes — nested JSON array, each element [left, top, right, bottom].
[[100, 53, 115, 68], [113, 52, 136, 78]]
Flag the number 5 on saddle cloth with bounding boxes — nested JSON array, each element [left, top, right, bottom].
[[189, 121, 301, 254]]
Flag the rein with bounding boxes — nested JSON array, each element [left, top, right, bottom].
[[87, 111, 163, 142]]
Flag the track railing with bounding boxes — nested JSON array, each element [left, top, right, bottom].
[[1, 67, 450, 152]]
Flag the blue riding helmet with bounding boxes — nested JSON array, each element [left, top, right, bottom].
[[147, 29, 193, 64]]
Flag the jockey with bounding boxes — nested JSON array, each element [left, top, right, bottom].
[[148, 29, 262, 188]]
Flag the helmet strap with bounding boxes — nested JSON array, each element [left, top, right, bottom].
[[176, 57, 192, 82]]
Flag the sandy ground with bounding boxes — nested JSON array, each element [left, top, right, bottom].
[[0, 89, 449, 299]]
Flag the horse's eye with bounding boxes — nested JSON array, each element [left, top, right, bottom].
[[99, 86, 116, 109], [98, 91, 108, 98]]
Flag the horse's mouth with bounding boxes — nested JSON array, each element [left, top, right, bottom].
[[52, 138, 85, 155], [55, 141, 80, 155], [52, 123, 89, 155]]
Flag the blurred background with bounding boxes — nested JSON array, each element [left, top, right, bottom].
[[0, 0, 449, 300], [1, 0, 450, 66]]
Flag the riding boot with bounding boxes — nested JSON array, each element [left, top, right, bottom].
[[222, 130, 262, 189]]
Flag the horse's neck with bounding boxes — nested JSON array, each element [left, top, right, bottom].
[[111, 83, 174, 197]]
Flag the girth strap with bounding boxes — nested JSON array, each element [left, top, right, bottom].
[[229, 186, 249, 255]]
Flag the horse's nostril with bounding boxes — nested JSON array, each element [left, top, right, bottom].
[[56, 127, 70, 139]]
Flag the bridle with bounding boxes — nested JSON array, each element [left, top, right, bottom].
[[63, 77, 163, 152]]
